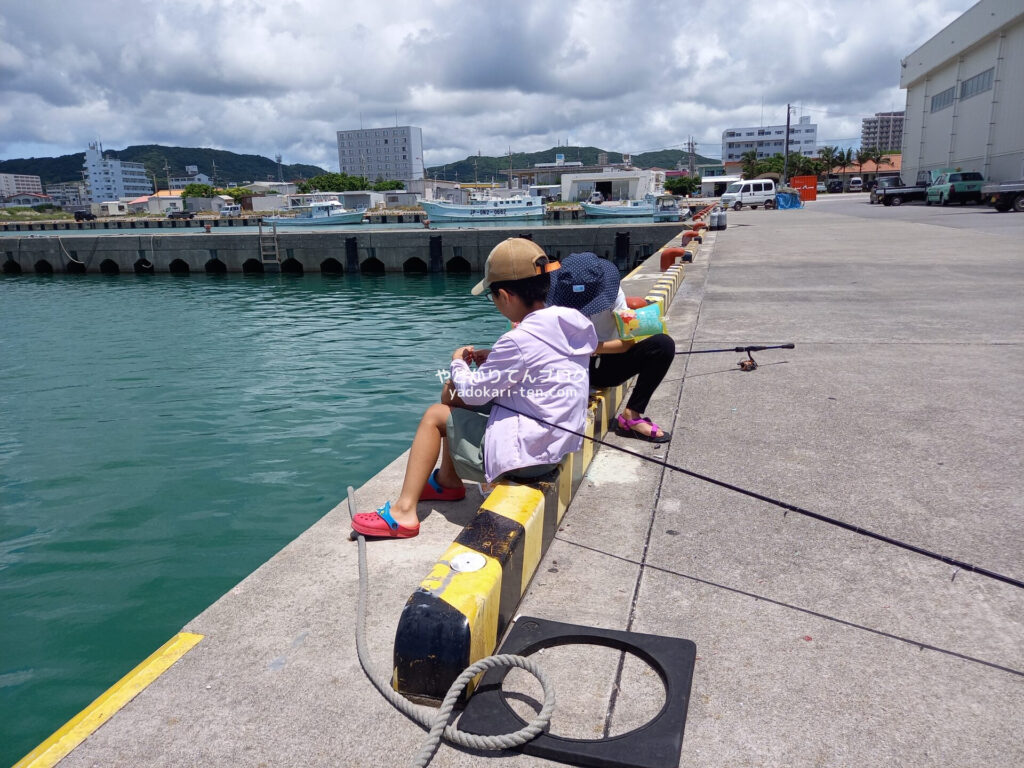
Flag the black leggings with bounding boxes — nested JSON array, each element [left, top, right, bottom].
[[589, 333, 675, 413]]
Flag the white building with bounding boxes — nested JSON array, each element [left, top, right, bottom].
[[336, 125, 423, 181], [82, 142, 153, 202], [45, 182, 88, 208], [722, 116, 818, 163], [559, 168, 664, 203], [168, 166, 211, 190], [900, 0, 1024, 185], [861, 111, 905, 152], [0, 172, 43, 196]]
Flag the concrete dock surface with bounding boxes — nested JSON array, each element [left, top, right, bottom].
[[53, 201, 1023, 767]]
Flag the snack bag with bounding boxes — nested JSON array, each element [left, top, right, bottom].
[[614, 302, 665, 340]]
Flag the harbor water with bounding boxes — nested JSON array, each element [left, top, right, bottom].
[[0, 273, 506, 764]]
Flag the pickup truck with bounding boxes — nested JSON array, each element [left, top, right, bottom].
[[925, 171, 985, 206], [869, 176, 904, 204], [73, 209, 97, 221], [980, 180, 1024, 212], [167, 210, 195, 219], [876, 168, 955, 207]]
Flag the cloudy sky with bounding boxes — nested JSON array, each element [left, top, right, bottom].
[[1, 0, 973, 169]]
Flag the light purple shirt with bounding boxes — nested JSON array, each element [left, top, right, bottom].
[[450, 305, 598, 481]]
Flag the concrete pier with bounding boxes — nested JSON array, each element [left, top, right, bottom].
[[0, 222, 685, 275], [20, 201, 1024, 767]]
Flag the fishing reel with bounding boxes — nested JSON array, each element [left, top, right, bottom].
[[737, 350, 758, 371]]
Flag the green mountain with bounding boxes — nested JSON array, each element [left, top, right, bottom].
[[425, 146, 717, 182], [0, 145, 327, 187]]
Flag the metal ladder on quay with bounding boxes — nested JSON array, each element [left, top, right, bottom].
[[258, 219, 281, 273]]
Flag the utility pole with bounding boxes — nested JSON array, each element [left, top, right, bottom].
[[687, 136, 696, 176], [163, 160, 171, 193], [782, 103, 792, 185]]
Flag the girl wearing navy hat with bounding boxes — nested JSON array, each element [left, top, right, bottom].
[[547, 252, 674, 442]]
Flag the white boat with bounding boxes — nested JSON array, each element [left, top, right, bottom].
[[581, 194, 684, 221], [653, 194, 683, 222], [419, 194, 545, 222], [263, 198, 365, 226], [581, 195, 656, 218]]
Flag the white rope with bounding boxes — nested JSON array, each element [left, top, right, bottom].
[[347, 486, 555, 768]]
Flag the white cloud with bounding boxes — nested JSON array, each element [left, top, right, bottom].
[[0, 0, 975, 171]]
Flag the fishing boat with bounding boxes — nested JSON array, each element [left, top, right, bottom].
[[653, 194, 683, 222], [419, 194, 545, 222], [581, 195, 656, 218], [263, 198, 365, 226]]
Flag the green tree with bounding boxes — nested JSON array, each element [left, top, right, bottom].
[[740, 150, 760, 178], [181, 183, 215, 199], [817, 145, 839, 181], [297, 172, 368, 193], [866, 148, 892, 181], [855, 147, 873, 178], [834, 149, 853, 191], [664, 175, 701, 195], [371, 180, 405, 191]]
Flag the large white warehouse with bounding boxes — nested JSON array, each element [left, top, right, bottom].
[[900, 0, 1024, 185]]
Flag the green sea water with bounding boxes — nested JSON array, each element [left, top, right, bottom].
[[0, 273, 505, 764]]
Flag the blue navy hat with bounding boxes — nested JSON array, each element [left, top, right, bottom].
[[546, 252, 620, 316]]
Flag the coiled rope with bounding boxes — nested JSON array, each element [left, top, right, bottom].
[[347, 486, 555, 767]]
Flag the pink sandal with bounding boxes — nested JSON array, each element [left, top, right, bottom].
[[420, 468, 466, 502], [351, 501, 420, 539], [616, 414, 671, 443]]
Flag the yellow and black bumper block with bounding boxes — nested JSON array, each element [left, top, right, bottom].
[[392, 384, 625, 704]]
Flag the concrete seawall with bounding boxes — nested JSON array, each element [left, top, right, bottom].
[[0, 222, 685, 275]]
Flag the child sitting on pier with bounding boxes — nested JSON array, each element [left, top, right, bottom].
[[350, 238, 598, 539]]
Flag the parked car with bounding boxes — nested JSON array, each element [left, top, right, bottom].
[[869, 176, 905, 204], [848, 177, 864, 192], [167, 210, 195, 219], [220, 204, 242, 217], [73, 209, 96, 221], [925, 171, 985, 206], [980, 179, 1024, 212], [816, 181, 826, 193], [720, 179, 777, 210], [827, 180, 843, 193]]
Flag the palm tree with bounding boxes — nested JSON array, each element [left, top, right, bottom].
[[867, 147, 892, 183], [817, 145, 839, 185], [855, 148, 873, 180], [835, 148, 853, 191], [740, 150, 760, 179]]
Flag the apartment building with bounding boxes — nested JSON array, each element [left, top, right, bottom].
[[336, 126, 423, 182], [45, 181, 88, 208], [82, 142, 153, 202], [901, 0, 1024, 184], [721, 115, 818, 163], [168, 165, 211, 191], [861, 111, 905, 152], [0, 172, 44, 196]]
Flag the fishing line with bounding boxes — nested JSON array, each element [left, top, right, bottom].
[[485, 401, 1024, 591]]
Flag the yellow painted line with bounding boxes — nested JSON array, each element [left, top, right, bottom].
[[15, 632, 203, 768]]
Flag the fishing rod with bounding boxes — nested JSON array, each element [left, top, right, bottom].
[[677, 343, 795, 371], [677, 343, 795, 355], [484, 400, 1024, 591]]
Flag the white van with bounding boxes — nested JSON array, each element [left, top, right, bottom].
[[720, 179, 776, 210], [220, 204, 242, 217], [848, 177, 863, 192]]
